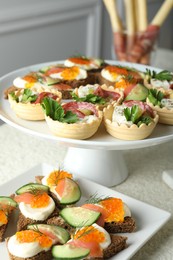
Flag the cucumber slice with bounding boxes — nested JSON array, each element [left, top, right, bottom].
[[60, 207, 101, 227], [0, 196, 17, 208], [57, 178, 81, 205], [16, 183, 49, 195], [52, 244, 90, 260], [27, 224, 70, 244], [125, 84, 148, 101], [45, 77, 60, 86], [39, 66, 52, 73]]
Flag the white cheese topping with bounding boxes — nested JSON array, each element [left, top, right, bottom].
[[77, 84, 99, 98], [112, 105, 133, 126], [19, 197, 55, 220], [150, 79, 173, 90], [161, 99, 173, 109], [8, 235, 50, 258]]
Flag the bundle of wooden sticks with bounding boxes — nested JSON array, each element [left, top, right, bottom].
[[103, 0, 173, 64]]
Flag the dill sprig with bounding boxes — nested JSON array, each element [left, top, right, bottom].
[[85, 192, 111, 204], [72, 225, 95, 240]]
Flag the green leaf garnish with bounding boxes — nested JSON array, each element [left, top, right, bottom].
[[72, 93, 106, 105], [85, 192, 110, 204], [41, 97, 79, 123], [10, 89, 37, 103], [124, 105, 143, 124], [147, 89, 164, 107], [124, 105, 153, 126], [145, 69, 173, 81]]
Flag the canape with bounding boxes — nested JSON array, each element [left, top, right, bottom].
[[0, 196, 17, 242], [6, 224, 70, 260], [103, 100, 159, 140], [14, 183, 59, 231], [42, 98, 103, 139], [143, 69, 173, 90], [8, 88, 61, 121], [72, 84, 124, 110], [146, 88, 173, 125]]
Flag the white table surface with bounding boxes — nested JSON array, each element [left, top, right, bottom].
[[0, 48, 173, 259]]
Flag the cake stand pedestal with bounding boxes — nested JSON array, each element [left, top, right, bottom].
[[63, 147, 128, 187]]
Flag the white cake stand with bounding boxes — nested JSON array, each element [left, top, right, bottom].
[[1, 61, 173, 187]]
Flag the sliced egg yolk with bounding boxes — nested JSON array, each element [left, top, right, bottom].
[[46, 170, 72, 187], [22, 75, 37, 88], [68, 57, 91, 65], [105, 66, 129, 77], [16, 230, 53, 248], [99, 198, 124, 222], [0, 210, 8, 225], [73, 226, 105, 244], [61, 66, 80, 80]]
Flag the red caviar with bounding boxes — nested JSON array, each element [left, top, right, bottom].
[[0, 210, 8, 225], [46, 170, 72, 187], [16, 230, 53, 248], [68, 57, 91, 65], [73, 226, 105, 244], [30, 192, 50, 208], [99, 198, 124, 222], [61, 67, 80, 80]]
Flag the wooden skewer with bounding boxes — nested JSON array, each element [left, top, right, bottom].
[[103, 0, 123, 32], [151, 0, 173, 26]]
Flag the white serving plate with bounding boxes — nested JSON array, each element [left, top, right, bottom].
[[0, 163, 171, 260]]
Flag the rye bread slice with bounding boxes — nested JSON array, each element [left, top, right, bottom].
[[88, 234, 127, 259], [104, 216, 136, 233], [0, 224, 7, 242], [17, 207, 59, 231], [6, 237, 52, 260]]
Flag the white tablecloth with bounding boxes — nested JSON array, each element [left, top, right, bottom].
[[0, 123, 173, 259]]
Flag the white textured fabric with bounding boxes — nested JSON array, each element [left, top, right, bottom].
[[0, 123, 173, 259]]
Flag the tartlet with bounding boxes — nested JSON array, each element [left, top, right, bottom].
[[72, 84, 124, 110], [103, 101, 159, 140], [8, 88, 61, 121], [146, 88, 173, 125], [42, 99, 103, 139]]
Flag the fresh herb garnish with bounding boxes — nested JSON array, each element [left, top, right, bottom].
[[85, 192, 110, 204], [124, 105, 153, 126], [41, 97, 79, 123], [10, 89, 37, 103], [147, 89, 164, 107], [72, 93, 106, 105], [145, 69, 173, 81]]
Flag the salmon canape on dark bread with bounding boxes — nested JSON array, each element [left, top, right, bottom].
[[6, 224, 70, 260], [99, 65, 143, 88], [36, 169, 81, 207], [0, 196, 17, 242], [52, 223, 127, 259], [82, 196, 136, 233], [14, 183, 59, 231]]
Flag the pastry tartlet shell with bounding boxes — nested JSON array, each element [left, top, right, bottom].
[[45, 110, 103, 140], [103, 104, 159, 140], [146, 98, 173, 125], [8, 89, 62, 121]]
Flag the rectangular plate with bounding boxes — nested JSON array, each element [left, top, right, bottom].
[[0, 163, 171, 260]]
